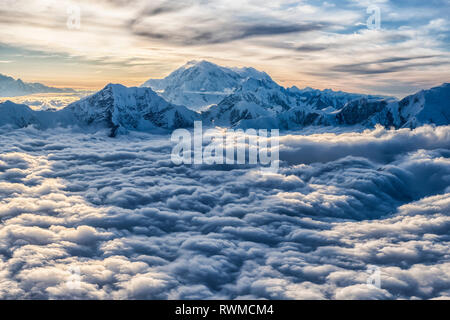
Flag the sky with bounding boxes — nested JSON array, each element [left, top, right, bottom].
[[0, 0, 449, 97]]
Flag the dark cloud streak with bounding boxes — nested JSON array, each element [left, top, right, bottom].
[[129, 14, 327, 45]]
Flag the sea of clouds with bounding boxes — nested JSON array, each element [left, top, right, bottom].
[[0, 125, 449, 299], [0, 91, 95, 111]]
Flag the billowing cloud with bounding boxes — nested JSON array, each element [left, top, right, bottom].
[[0, 125, 449, 299]]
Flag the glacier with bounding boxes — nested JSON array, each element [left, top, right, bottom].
[[141, 60, 276, 111]]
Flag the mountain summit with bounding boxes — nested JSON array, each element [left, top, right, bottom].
[[64, 84, 198, 136], [141, 60, 272, 111]]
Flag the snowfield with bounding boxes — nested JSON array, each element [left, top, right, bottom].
[[0, 125, 449, 299]]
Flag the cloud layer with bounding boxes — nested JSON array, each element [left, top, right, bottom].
[[0, 91, 94, 110], [0, 125, 449, 299]]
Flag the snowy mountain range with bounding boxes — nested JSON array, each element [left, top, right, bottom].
[[0, 73, 75, 97], [0, 61, 448, 134]]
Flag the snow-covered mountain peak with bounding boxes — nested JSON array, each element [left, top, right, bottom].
[[101, 83, 162, 103], [65, 84, 198, 136], [141, 60, 275, 111]]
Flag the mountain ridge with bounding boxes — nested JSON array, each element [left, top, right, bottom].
[[0, 73, 75, 97]]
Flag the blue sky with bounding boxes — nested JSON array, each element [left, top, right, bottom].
[[0, 0, 449, 96]]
